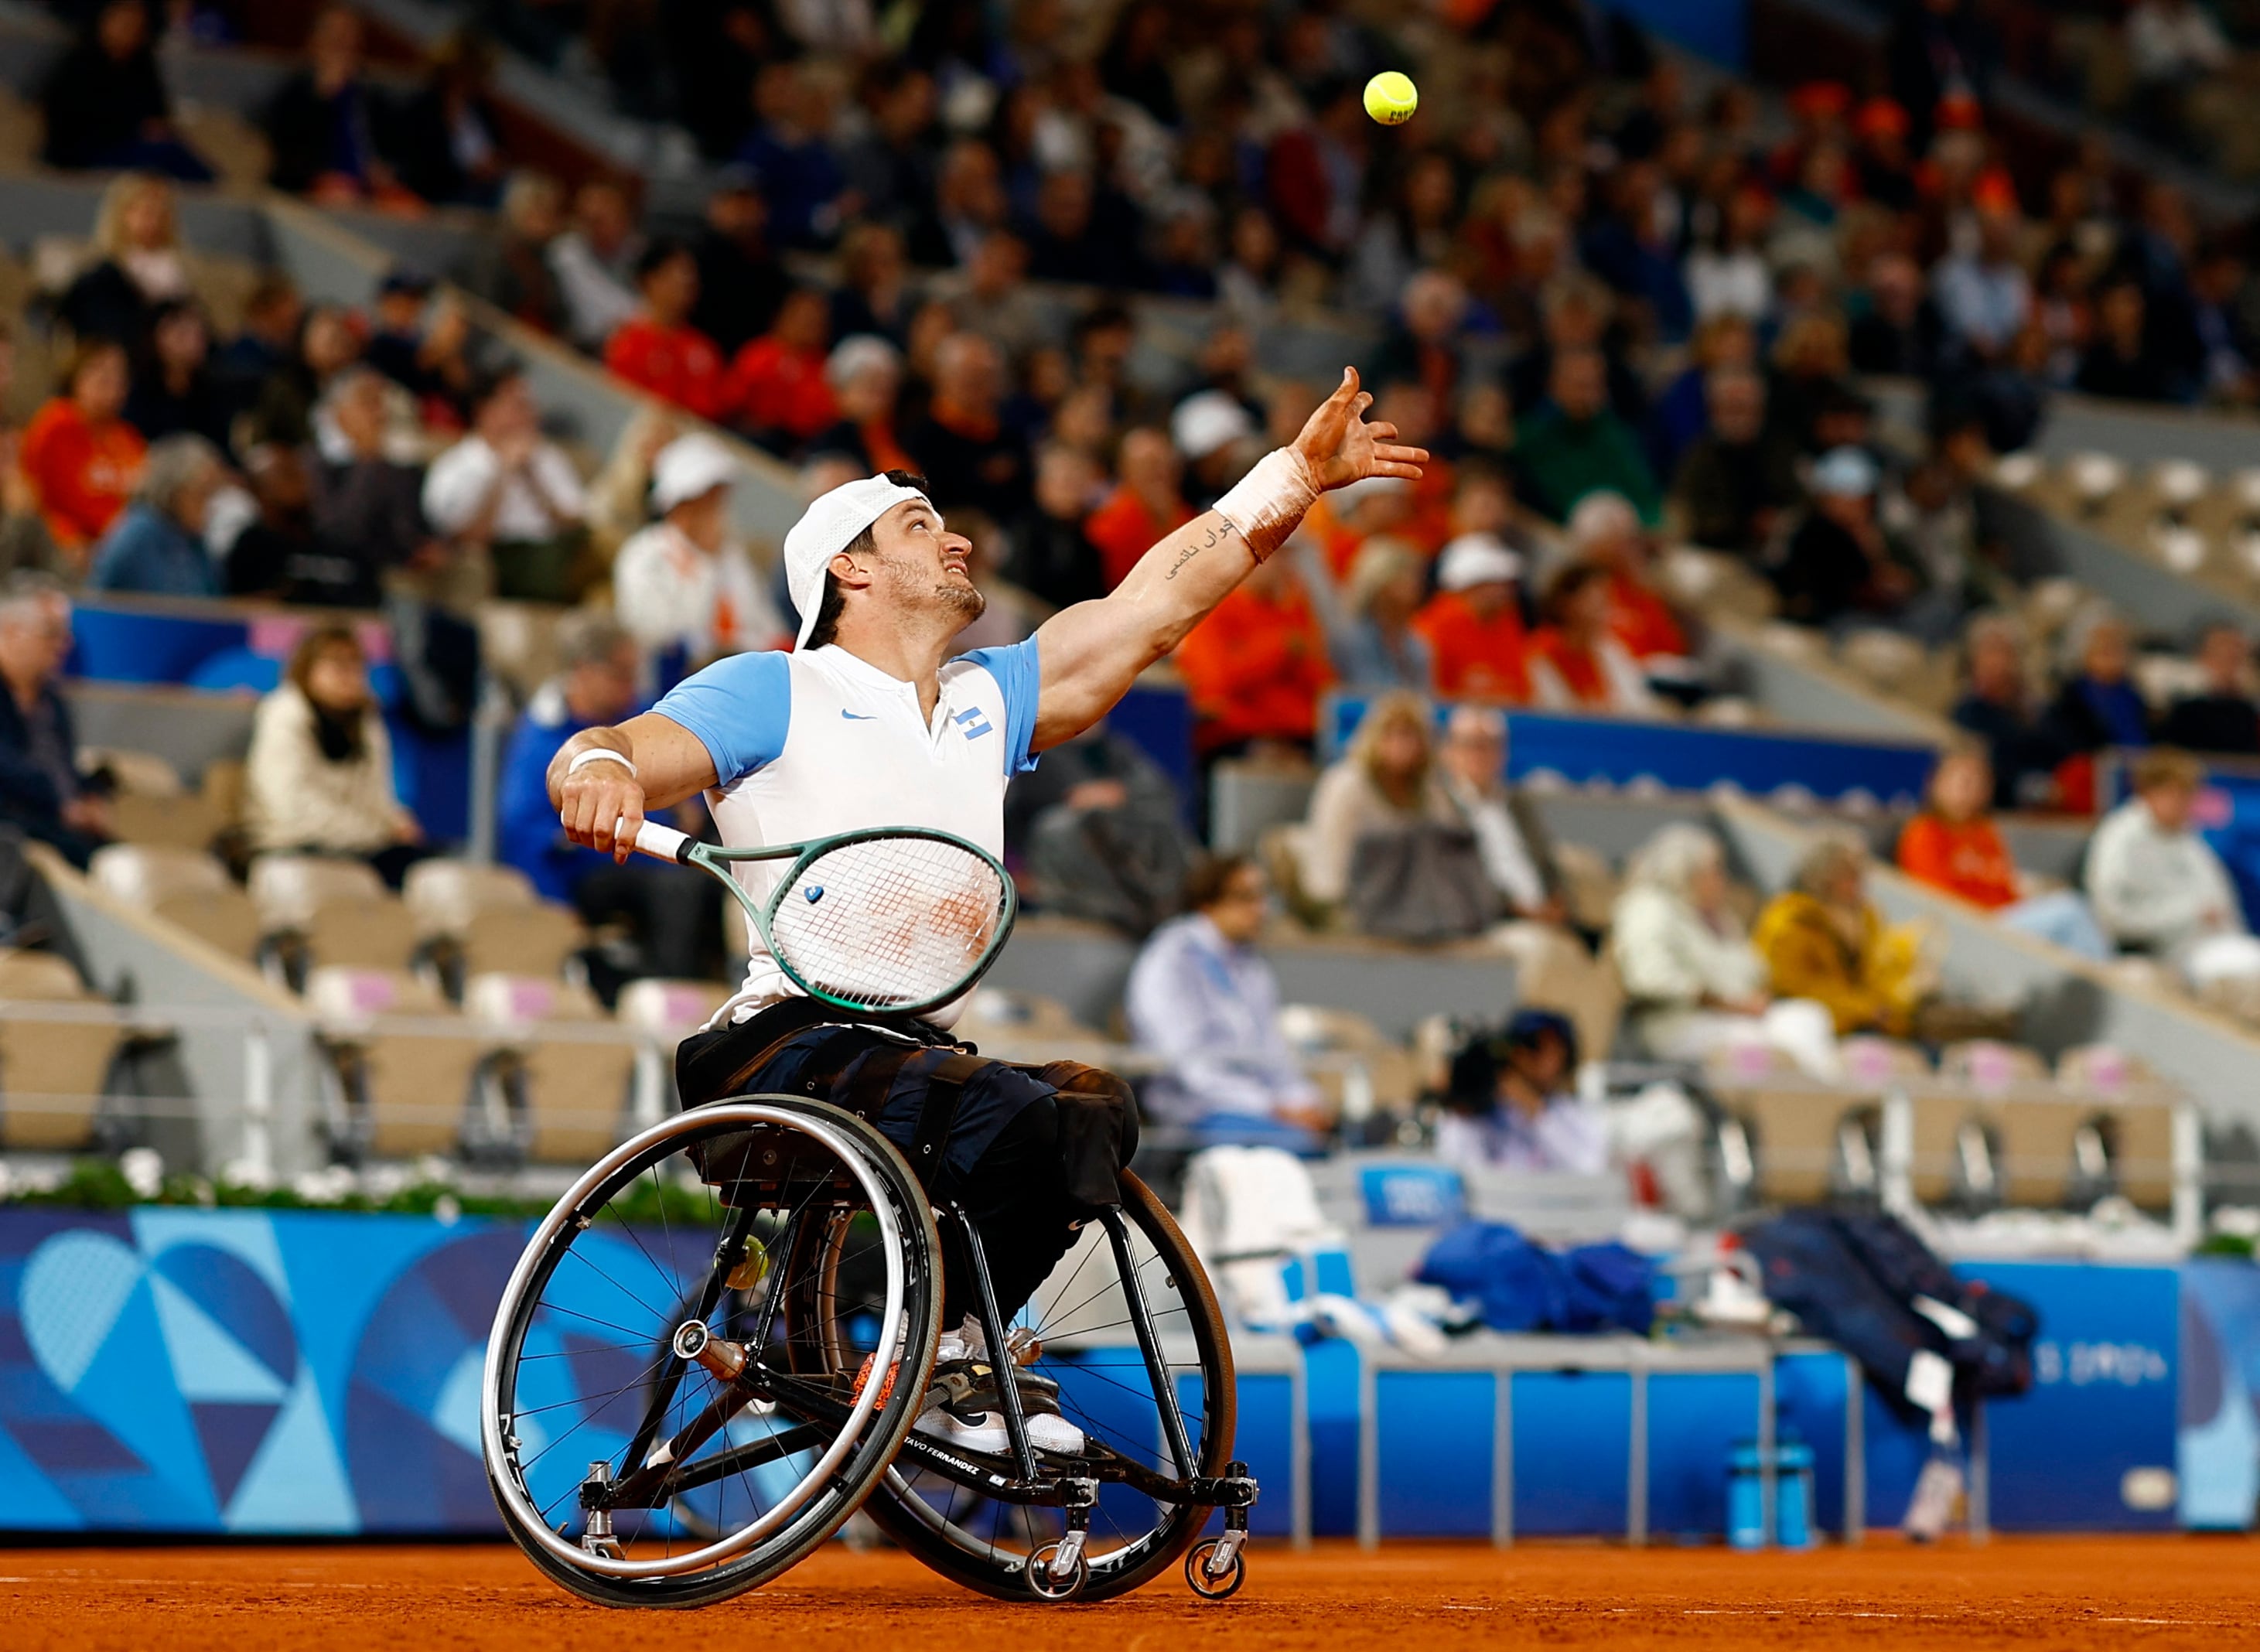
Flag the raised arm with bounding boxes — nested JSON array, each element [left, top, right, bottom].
[[1027, 368, 1425, 750], [548, 711, 717, 861]]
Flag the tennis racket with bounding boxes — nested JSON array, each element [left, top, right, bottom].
[[625, 821, 1017, 1016]]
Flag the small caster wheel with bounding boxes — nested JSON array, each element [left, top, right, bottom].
[[1026, 1541, 1088, 1601], [1184, 1537, 1245, 1600]]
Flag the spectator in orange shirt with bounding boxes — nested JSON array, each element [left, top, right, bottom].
[[1173, 553, 1331, 756], [1565, 490, 1688, 662], [1896, 742, 2110, 958], [723, 285, 838, 452], [602, 240, 725, 421], [1414, 532, 1531, 702], [1526, 562, 1663, 716], [1085, 427, 1195, 590], [19, 338, 145, 565]]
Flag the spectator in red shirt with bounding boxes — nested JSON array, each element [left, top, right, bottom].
[[20, 337, 145, 565], [1173, 553, 1332, 756], [1084, 427, 1195, 590], [1414, 532, 1531, 702], [1526, 562, 1663, 716], [723, 286, 838, 452], [602, 240, 725, 421], [1565, 490, 1688, 662]]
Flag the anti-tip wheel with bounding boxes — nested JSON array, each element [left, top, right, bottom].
[[1025, 1541, 1089, 1601], [1183, 1538, 1244, 1600]]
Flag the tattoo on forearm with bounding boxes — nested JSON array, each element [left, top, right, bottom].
[[1163, 522, 1231, 580]]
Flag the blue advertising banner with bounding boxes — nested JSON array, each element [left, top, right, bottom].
[[0, 1205, 2220, 1538], [1962, 1261, 2180, 1531], [2180, 1257, 2260, 1529], [1325, 699, 1937, 807], [0, 1206, 524, 1533]]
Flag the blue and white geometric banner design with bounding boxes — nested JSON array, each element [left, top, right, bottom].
[[0, 1208, 532, 1534]]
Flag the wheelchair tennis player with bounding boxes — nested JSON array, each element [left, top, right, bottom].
[[549, 368, 1423, 1462]]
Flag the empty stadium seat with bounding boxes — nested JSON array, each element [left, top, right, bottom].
[[1547, 841, 1620, 932], [89, 844, 261, 960], [0, 948, 126, 1153], [306, 966, 492, 1162], [87, 746, 232, 852], [613, 977, 728, 1032], [1937, 1039, 2049, 1094], [1278, 1002, 1418, 1114], [1705, 1044, 1869, 1207], [1487, 921, 1623, 1066], [250, 855, 421, 981], [403, 859, 585, 984], [464, 972, 639, 1165]]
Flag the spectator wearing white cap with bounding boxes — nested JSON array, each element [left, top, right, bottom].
[[1413, 531, 1531, 701], [1771, 445, 1923, 631], [611, 434, 787, 669], [1171, 388, 1258, 507]]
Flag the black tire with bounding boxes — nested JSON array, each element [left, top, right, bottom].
[[483, 1097, 944, 1609], [859, 1172, 1237, 1603]]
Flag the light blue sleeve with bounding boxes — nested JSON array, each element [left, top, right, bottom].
[[651, 649, 791, 786], [957, 637, 1042, 777]]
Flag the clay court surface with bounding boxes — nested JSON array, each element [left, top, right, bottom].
[[5, 1538, 2259, 1651]]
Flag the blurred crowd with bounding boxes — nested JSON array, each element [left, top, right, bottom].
[[15, 0, 2260, 1172]]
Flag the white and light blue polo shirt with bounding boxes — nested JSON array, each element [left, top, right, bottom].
[[652, 638, 1041, 1028]]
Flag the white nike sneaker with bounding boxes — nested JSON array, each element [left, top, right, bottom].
[[913, 1320, 1085, 1456]]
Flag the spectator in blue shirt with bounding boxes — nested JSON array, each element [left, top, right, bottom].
[[1125, 855, 1330, 1152], [497, 613, 718, 984], [89, 435, 224, 597]]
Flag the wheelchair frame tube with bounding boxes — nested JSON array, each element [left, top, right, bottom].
[[947, 1203, 1042, 1481], [1101, 1207, 1199, 1478]]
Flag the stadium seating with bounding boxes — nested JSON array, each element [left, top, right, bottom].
[[0, 947, 127, 1153], [89, 842, 260, 961]]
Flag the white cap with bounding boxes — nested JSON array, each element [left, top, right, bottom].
[[650, 433, 739, 514], [1170, 390, 1255, 461], [782, 472, 934, 647], [1811, 445, 1878, 500], [1436, 532, 1522, 592]]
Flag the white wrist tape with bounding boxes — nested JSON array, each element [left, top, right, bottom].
[[1214, 447, 1319, 560], [567, 746, 638, 780]]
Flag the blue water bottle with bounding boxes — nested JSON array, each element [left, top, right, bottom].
[[1774, 1439, 1816, 1550], [1727, 1442, 1768, 1549]]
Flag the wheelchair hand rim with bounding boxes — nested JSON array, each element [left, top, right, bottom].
[[480, 1101, 912, 1580]]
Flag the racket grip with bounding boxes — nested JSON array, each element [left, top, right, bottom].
[[630, 820, 695, 864]]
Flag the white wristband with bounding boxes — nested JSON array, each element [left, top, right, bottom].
[[567, 747, 638, 780], [1214, 447, 1319, 561]]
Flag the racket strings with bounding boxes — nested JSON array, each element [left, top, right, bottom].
[[768, 836, 1009, 1009]]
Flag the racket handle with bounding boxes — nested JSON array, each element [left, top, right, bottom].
[[629, 820, 695, 864]]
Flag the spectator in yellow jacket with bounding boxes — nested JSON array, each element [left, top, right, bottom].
[[1752, 833, 1925, 1036]]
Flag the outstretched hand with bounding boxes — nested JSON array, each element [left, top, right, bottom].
[[1291, 367, 1429, 493]]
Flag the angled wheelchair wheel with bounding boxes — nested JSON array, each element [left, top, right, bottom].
[[482, 1097, 943, 1609], [858, 1172, 1238, 1603]]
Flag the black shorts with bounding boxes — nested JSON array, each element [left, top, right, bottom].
[[673, 997, 1139, 1210]]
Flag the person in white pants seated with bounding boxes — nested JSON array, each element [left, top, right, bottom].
[[1608, 822, 1842, 1078], [2085, 746, 2260, 992]]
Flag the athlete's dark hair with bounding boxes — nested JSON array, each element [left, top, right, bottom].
[[804, 470, 930, 650]]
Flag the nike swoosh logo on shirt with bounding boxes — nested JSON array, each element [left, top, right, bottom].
[[840, 709, 876, 721]]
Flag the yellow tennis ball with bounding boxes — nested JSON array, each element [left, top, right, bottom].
[[1364, 70, 1418, 126]]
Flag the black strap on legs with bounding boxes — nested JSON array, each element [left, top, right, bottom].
[[907, 1051, 989, 1193]]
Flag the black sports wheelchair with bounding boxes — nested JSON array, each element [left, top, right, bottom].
[[480, 822, 1256, 1607]]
